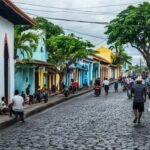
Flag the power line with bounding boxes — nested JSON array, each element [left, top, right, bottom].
[[27, 12, 109, 25], [26, 12, 150, 27], [63, 28, 107, 39], [13, 1, 146, 13], [77, 1, 147, 9], [20, 7, 118, 16], [95, 39, 107, 46], [21, 7, 150, 17], [14, 2, 150, 17]]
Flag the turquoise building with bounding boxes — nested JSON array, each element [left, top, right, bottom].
[[64, 56, 100, 88], [15, 30, 57, 94]]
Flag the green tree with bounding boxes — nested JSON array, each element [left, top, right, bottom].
[[105, 2, 150, 70], [132, 65, 141, 73], [33, 17, 64, 39], [47, 34, 96, 90], [110, 43, 132, 77], [14, 25, 39, 58], [110, 43, 132, 65], [15, 17, 64, 51], [32, 17, 64, 50]]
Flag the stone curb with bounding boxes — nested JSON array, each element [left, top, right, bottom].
[[0, 88, 93, 130]]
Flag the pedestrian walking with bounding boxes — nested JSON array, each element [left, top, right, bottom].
[[131, 76, 146, 124], [114, 80, 118, 92], [10, 90, 25, 123], [145, 75, 150, 99], [103, 78, 110, 96]]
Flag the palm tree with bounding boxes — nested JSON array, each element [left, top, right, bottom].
[[110, 43, 132, 77], [14, 26, 39, 59]]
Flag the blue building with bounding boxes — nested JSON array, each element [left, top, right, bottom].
[[15, 30, 57, 94], [63, 56, 100, 88]]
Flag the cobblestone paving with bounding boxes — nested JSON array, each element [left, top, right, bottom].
[[1, 88, 150, 150]]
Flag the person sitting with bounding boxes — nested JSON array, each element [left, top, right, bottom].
[[21, 91, 26, 102], [0, 97, 9, 115], [10, 90, 25, 123]]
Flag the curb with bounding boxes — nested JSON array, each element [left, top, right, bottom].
[[0, 88, 93, 130]]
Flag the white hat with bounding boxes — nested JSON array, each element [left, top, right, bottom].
[[136, 76, 142, 82]]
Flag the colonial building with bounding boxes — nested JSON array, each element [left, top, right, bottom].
[[64, 57, 94, 88], [96, 46, 120, 80], [15, 30, 58, 94], [93, 55, 110, 81], [0, 0, 34, 103]]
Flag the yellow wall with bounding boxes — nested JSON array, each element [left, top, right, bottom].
[[56, 74, 60, 90], [96, 46, 112, 63], [39, 68, 44, 88]]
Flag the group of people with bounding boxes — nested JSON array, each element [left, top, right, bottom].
[[95, 73, 150, 124], [94, 77, 110, 96], [0, 84, 50, 123], [0, 90, 25, 122]]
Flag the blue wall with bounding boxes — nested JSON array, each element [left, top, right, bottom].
[[15, 66, 35, 95], [15, 30, 47, 94]]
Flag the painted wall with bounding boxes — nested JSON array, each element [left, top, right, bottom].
[[15, 30, 48, 93], [15, 66, 35, 94], [17, 30, 47, 61], [0, 17, 14, 102]]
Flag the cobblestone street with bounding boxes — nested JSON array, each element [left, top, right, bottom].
[[1, 88, 150, 150]]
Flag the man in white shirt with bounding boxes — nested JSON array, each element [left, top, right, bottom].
[[103, 78, 110, 96], [11, 90, 25, 123]]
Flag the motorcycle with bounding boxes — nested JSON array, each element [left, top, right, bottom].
[[43, 91, 48, 103], [94, 85, 101, 96], [64, 87, 69, 97]]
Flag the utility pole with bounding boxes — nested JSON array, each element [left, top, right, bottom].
[[140, 57, 142, 73]]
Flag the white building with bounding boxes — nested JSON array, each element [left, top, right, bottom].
[[0, 0, 34, 104]]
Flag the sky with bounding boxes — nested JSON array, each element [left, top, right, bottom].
[[12, 0, 149, 66]]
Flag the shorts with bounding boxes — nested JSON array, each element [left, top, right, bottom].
[[133, 102, 144, 112]]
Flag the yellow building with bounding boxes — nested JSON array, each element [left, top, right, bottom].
[[96, 46, 120, 80], [96, 46, 112, 63]]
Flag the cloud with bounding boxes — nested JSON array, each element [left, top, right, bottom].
[[13, 0, 148, 65]]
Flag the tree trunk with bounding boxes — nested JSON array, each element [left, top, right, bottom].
[[146, 55, 150, 72]]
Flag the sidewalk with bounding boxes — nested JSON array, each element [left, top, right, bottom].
[[0, 87, 93, 129]]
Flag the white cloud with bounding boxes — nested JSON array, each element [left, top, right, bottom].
[[12, 0, 148, 65]]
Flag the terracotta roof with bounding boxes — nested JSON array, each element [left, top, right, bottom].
[[93, 55, 110, 64], [0, 0, 35, 25], [16, 59, 55, 68]]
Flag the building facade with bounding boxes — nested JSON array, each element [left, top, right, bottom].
[[0, 0, 34, 103], [15, 30, 58, 94]]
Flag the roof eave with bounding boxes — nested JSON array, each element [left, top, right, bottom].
[[1, 0, 35, 25]]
